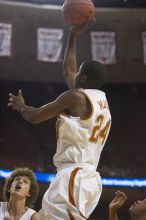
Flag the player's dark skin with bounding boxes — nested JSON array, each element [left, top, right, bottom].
[[8, 25, 93, 123]]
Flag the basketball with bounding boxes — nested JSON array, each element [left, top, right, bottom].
[[63, 0, 95, 26]]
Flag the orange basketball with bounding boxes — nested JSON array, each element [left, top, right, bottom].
[[63, 0, 95, 26]]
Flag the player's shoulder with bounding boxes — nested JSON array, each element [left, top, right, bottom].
[[62, 89, 86, 99], [82, 89, 106, 97]]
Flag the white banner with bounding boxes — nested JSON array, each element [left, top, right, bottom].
[[91, 31, 117, 64], [142, 31, 146, 64], [0, 23, 12, 57], [37, 28, 63, 62]]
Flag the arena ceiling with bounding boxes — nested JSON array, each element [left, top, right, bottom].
[[0, 0, 146, 83], [1, 0, 146, 7]]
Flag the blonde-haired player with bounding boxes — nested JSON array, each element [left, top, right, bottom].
[[8, 25, 111, 220]]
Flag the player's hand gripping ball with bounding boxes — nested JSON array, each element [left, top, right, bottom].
[[63, 0, 95, 26]]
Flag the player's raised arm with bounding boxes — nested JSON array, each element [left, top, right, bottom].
[[63, 27, 78, 89], [63, 21, 95, 89]]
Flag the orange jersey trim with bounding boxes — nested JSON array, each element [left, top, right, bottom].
[[78, 90, 94, 120], [67, 167, 87, 220], [59, 90, 94, 121]]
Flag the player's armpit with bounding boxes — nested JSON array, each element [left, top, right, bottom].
[[31, 213, 40, 220]]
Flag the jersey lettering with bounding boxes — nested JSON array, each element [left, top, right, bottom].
[[89, 114, 111, 144]]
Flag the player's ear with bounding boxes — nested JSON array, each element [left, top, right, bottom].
[[27, 192, 31, 197], [80, 74, 87, 82]]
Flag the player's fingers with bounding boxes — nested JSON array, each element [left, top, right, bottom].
[[7, 103, 12, 107], [71, 24, 76, 29], [115, 191, 120, 197], [117, 190, 123, 193], [18, 90, 22, 96], [87, 17, 95, 26], [9, 98, 13, 102], [9, 93, 14, 98], [117, 190, 127, 198], [116, 190, 123, 195], [8, 103, 16, 110]]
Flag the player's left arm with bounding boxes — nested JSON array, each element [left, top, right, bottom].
[[8, 89, 80, 124]]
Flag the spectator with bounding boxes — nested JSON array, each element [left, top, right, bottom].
[[0, 167, 39, 220], [109, 190, 146, 220]]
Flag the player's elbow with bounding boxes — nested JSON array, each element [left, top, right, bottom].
[[25, 115, 42, 124], [29, 119, 40, 124]]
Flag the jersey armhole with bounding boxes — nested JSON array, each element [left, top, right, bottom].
[[30, 211, 37, 220], [79, 90, 94, 120]]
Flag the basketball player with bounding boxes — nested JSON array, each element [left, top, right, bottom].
[[0, 168, 39, 220], [8, 25, 111, 220], [109, 190, 146, 220]]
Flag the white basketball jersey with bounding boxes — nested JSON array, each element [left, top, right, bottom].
[[0, 202, 36, 220], [53, 89, 111, 170]]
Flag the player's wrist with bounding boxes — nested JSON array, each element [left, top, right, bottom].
[[69, 31, 76, 47], [109, 206, 118, 213], [19, 104, 26, 113], [70, 33, 76, 41]]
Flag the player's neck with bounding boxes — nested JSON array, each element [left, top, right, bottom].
[[8, 197, 27, 218]]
